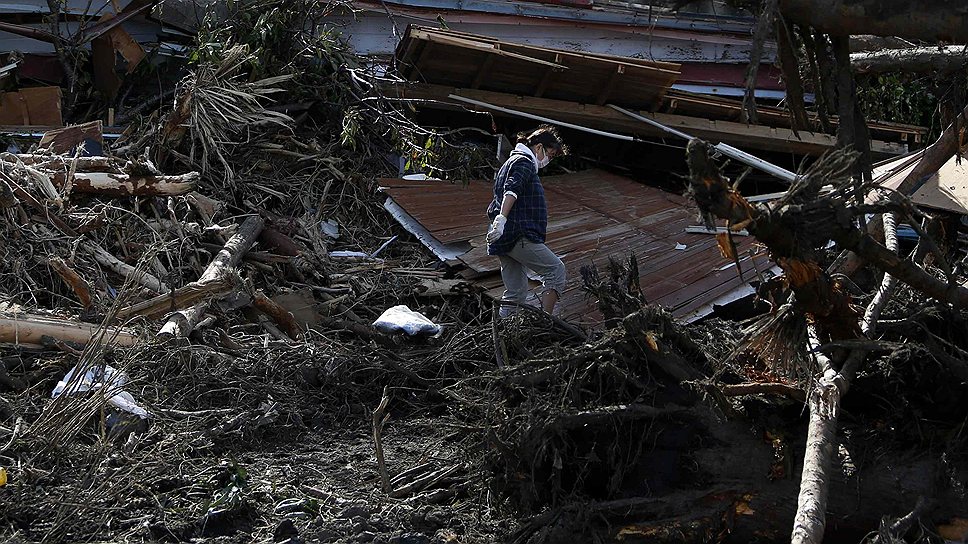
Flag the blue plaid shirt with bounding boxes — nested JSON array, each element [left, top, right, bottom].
[[486, 145, 547, 255]]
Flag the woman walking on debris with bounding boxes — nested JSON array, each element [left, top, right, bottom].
[[486, 125, 568, 317]]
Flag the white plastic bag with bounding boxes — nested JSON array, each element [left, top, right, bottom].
[[52, 364, 150, 419], [372, 305, 441, 336]]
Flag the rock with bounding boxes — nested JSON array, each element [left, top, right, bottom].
[[339, 504, 371, 519]]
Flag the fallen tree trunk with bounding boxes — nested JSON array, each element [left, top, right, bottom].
[[852, 45, 968, 75], [115, 274, 236, 322], [50, 171, 198, 197], [779, 0, 968, 42], [0, 313, 139, 347], [849, 34, 914, 52], [81, 241, 169, 294], [834, 99, 968, 277], [158, 215, 265, 337]]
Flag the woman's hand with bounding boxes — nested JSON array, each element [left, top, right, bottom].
[[486, 214, 507, 244]]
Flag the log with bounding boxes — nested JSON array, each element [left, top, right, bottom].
[[779, 0, 968, 42], [835, 100, 968, 276], [47, 257, 93, 309], [0, 312, 139, 347], [81, 241, 169, 294], [852, 45, 968, 75], [115, 274, 236, 322], [685, 140, 863, 544], [49, 171, 198, 197], [719, 382, 806, 403], [5, 154, 121, 171], [861, 213, 899, 334], [251, 291, 302, 340], [158, 215, 265, 337], [849, 35, 915, 52]]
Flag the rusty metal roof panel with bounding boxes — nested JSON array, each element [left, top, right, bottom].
[[380, 169, 772, 325]]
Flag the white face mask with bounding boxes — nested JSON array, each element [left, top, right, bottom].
[[536, 146, 551, 169]]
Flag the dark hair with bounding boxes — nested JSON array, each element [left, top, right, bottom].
[[515, 125, 569, 156]]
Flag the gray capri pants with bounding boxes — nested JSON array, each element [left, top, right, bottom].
[[498, 237, 567, 305]]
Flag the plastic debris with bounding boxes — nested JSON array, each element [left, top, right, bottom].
[[320, 219, 340, 240], [52, 364, 150, 419], [369, 235, 398, 259], [330, 251, 371, 259], [373, 305, 442, 336]]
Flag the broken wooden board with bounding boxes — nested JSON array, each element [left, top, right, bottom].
[[39, 121, 104, 154], [414, 278, 474, 297], [385, 82, 909, 158], [0, 87, 63, 126]]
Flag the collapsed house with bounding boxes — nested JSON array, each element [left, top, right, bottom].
[[0, 0, 196, 127], [373, 25, 927, 325], [1, 1, 968, 543]]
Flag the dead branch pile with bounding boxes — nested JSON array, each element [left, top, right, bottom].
[[0, 2, 504, 542], [2, 1, 968, 543]]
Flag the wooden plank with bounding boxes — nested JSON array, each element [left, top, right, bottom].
[[595, 65, 624, 106], [385, 82, 908, 157], [0, 87, 62, 126], [471, 54, 496, 89], [413, 26, 681, 75], [411, 29, 569, 70], [534, 56, 562, 98], [39, 120, 102, 153], [414, 40, 436, 76]]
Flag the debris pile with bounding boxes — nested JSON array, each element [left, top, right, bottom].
[[1, 1, 968, 543]]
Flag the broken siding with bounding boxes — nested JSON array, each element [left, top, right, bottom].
[[380, 169, 771, 325], [878, 151, 968, 215], [333, 7, 772, 63]]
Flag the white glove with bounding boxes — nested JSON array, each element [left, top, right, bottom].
[[486, 214, 507, 244]]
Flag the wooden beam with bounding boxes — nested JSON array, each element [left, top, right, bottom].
[[412, 26, 680, 74], [534, 54, 564, 98], [412, 40, 435, 79], [158, 216, 265, 338], [386, 82, 908, 157], [115, 274, 236, 322], [411, 29, 569, 70], [51, 171, 199, 197], [595, 65, 625, 106], [471, 55, 496, 89]]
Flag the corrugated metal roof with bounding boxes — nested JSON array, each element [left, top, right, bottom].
[[381, 169, 773, 325]]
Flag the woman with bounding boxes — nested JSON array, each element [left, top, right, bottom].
[[485, 125, 568, 317]]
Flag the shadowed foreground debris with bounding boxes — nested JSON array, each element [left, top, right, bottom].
[[1, 1, 967, 543]]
